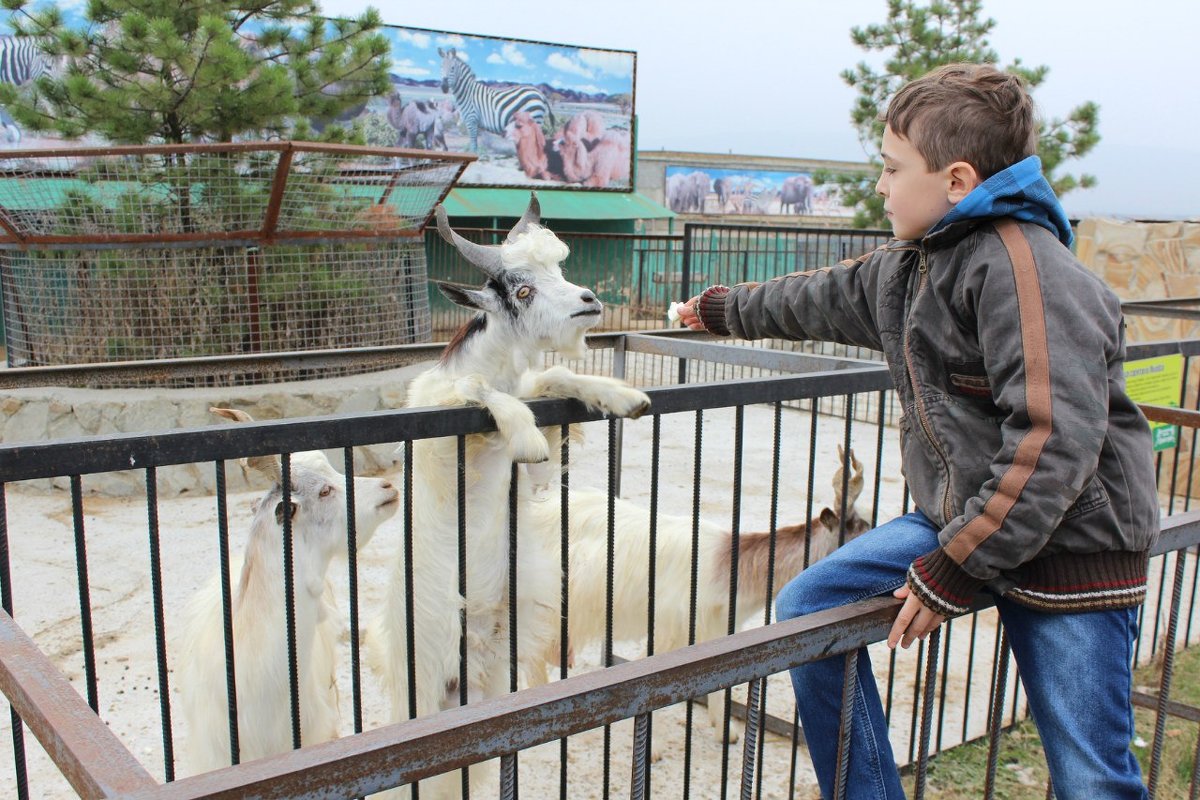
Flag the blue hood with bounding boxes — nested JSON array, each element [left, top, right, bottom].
[[929, 155, 1073, 248]]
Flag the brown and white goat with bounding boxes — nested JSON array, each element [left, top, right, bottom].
[[176, 409, 399, 775], [520, 447, 870, 744], [364, 194, 650, 798]]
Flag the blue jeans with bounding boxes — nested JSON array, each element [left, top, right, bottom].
[[774, 511, 1148, 800]]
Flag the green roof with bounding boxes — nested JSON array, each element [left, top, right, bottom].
[[442, 187, 674, 220]]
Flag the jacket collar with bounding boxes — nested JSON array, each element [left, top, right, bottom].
[[928, 155, 1074, 247]]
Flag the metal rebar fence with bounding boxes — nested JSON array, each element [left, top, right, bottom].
[[0, 334, 1197, 798]]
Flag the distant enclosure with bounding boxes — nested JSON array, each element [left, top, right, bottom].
[[0, 141, 470, 381]]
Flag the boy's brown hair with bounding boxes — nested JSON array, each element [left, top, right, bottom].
[[884, 63, 1037, 180]]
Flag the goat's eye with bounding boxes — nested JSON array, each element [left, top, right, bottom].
[[319, 485, 334, 498], [516, 286, 532, 299]]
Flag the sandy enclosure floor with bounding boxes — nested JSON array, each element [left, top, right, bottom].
[[0, 401, 1190, 799]]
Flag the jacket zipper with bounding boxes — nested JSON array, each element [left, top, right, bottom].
[[902, 249, 955, 524]]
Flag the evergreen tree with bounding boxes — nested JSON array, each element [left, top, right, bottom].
[[0, 0, 393, 144], [823, 0, 1099, 228]]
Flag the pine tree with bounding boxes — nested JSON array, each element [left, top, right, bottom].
[[823, 0, 1099, 227], [0, 0, 393, 144]]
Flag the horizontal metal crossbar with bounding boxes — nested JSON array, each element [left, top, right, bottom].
[[0, 369, 888, 482]]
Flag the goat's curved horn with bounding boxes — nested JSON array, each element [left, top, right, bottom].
[[506, 191, 541, 243], [435, 205, 504, 278], [210, 406, 254, 423], [245, 453, 283, 485]]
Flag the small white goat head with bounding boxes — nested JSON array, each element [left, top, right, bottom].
[[434, 192, 603, 359], [210, 407, 400, 553]]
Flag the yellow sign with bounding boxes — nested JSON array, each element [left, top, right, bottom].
[[1124, 354, 1184, 451]]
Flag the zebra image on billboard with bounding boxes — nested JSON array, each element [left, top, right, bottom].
[[665, 166, 856, 218], [0, 18, 637, 192], [377, 25, 636, 191], [0, 33, 65, 147]]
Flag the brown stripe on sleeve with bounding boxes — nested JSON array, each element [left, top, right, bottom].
[[945, 221, 1054, 563]]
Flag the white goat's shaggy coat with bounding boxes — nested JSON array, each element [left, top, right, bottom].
[[175, 412, 399, 775], [520, 448, 869, 742], [365, 198, 650, 798]]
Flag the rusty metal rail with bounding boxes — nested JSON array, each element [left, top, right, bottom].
[[4, 509, 1197, 799]]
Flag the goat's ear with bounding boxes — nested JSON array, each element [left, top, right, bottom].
[[436, 281, 499, 313], [275, 499, 297, 526], [818, 507, 839, 530]]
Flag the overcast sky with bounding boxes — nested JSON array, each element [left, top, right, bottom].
[[320, 0, 1197, 221]]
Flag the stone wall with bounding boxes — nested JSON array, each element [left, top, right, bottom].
[[1, 362, 429, 497], [1076, 218, 1200, 342]]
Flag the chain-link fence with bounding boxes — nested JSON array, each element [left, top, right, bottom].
[[0, 142, 471, 383]]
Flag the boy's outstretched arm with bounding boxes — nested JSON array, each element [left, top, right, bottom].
[[673, 247, 887, 348]]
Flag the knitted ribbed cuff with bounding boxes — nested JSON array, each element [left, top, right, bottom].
[[907, 548, 982, 617], [697, 284, 731, 336]]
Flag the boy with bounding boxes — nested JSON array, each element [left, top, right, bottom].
[[678, 63, 1156, 800]]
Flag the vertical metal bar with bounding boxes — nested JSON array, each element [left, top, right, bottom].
[[1149, 550, 1188, 795], [833, 652, 856, 800], [342, 448, 364, 735], [558, 426, 570, 800], [802, 413, 818, 569], [403, 444, 418, 724], [603, 417, 618, 800], [0, 485, 29, 800], [70, 475, 99, 712], [456, 435, 469, 800], [280, 453, 301, 750], [787, 706, 801, 800], [935, 618, 952, 753], [1150, 554, 1169, 661], [214, 459, 240, 767], [738, 678, 762, 800], [611, 337, 627, 498], [913, 628, 941, 800], [509, 462, 520, 695], [145, 467, 175, 781], [755, 402, 784, 800], [630, 713, 650, 800], [683, 410, 704, 800], [507, 463, 520, 800], [837, 398, 853, 546], [642, 416, 662, 798], [983, 629, 1011, 800], [961, 613, 980, 745], [677, 224, 694, 386], [720, 406, 746, 797], [501, 752, 516, 800], [907, 639, 925, 764]]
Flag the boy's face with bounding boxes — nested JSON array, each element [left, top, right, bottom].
[[876, 126, 956, 241]]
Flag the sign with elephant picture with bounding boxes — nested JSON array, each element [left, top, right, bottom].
[[664, 166, 857, 217], [376, 25, 636, 191]]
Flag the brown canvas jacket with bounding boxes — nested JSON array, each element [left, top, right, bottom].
[[701, 218, 1159, 614]]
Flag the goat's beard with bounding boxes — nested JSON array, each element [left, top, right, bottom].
[[558, 331, 588, 361]]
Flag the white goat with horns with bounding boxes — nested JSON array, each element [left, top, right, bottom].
[[175, 408, 399, 775], [365, 193, 651, 798]]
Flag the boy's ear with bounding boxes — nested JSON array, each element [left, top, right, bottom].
[[945, 161, 982, 203]]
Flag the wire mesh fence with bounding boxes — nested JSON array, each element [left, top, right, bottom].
[[0, 142, 471, 381]]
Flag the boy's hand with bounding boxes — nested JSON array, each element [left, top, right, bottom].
[[887, 584, 946, 649], [675, 297, 705, 330]]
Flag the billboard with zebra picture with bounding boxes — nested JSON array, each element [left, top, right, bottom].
[[375, 25, 636, 191], [0, 12, 637, 191]]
